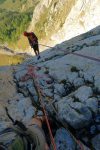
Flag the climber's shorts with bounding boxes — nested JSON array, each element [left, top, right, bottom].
[[31, 42, 39, 52]]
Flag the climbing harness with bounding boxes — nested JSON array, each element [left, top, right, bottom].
[[2, 107, 48, 150]]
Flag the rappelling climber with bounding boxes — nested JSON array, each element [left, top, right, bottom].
[[24, 31, 41, 60]]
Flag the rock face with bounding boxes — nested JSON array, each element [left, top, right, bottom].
[[92, 134, 100, 150], [0, 26, 100, 149], [54, 128, 76, 150], [29, 0, 100, 47], [57, 101, 92, 129]]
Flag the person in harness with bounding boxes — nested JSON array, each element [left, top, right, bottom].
[[24, 31, 41, 60], [0, 116, 49, 150]]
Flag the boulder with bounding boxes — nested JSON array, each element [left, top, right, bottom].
[[85, 97, 98, 114], [94, 74, 100, 93], [74, 86, 93, 102], [0, 121, 12, 132], [8, 96, 35, 122], [54, 83, 66, 96], [66, 72, 78, 83], [57, 100, 92, 129], [54, 128, 76, 150], [14, 69, 27, 81], [92, 134, 100, 150], [73, 77, 84, 87], [0, 104, 8, 121]]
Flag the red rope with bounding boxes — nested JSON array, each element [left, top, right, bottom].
[[39, 43, 100, 62], [64, 52, 100, 63], [37, 85, 56, 150], [73, 52, 100, 63], [26, 65, 57, 150]]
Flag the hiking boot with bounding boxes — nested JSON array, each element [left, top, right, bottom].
[[37, 55, 41, 60]]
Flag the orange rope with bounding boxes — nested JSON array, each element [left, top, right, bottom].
[[28, 65, 56, 150], [37, 86, 56, 150]]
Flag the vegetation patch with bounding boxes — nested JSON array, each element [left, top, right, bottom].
[[0, 8, 32, 44], [0, 53, 24, 66], [0, 0, 6, 4], [34, 0, 76, 40], [60, 79, 66, 85], [71, 66, 79, 72], [0, 0, 30, 11]]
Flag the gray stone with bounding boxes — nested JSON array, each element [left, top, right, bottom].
[[15, 70, 27, 81], [18, 87, 29, 97], [74, 86, 93, 102], [64, 82, 73, 95], [0, 121, 12, 132], [54, 128, 76, 150], [54, 83, 66, 96], [44, 88, 53, 97], [0, 104, 8, 121], [55, 97, 73, 110], [83, 72, 94, 83], [94, 74, 100, 93], [90, 125, 97, 135], [22, 106, 35, 123], [73, 77, 84, 87], [8, 97, 35, 122], [18, 81, 27, 87], [57, 101, 92, 129], [54, 94, 61, 102], [27, 83, 37, 96], [67, 72, 78, 83], [79, 70, 84, 78], [92, 134, 100, 150], [37, 111, 43, 116], [86, 97, 98, 114], [26, 80, 39, 102]]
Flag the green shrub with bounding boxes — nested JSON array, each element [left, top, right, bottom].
[[0, 0, 6, 4], [0, 8, 32, 44]]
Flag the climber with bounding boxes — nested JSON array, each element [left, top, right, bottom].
[[0, 116, 49, 150], [24, 31, 41, 60], [26, 116, 49, 150]]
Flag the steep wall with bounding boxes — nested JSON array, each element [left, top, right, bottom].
[[1, 0, 100, 52], [29, 0, 100, 46], [29, 0, 77, 39], [52, 0, 100, 44]]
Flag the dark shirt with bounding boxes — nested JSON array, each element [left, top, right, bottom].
[[27, 32, 38, 46]]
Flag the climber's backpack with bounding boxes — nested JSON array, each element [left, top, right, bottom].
[[0, 121, 41, 150]]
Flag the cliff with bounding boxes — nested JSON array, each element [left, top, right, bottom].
[[29, 0, 100, 47], [0, 26, 100, 149]]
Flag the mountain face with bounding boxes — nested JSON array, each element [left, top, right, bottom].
[[0, 25, 100, 149], [29, 0, 100, 46], [0, 1, 100, 149], [0, 0, 99, 51]]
